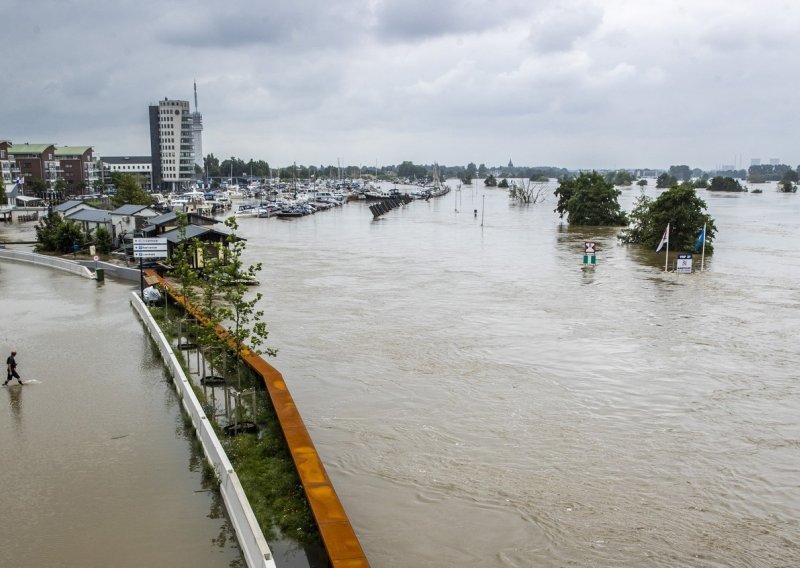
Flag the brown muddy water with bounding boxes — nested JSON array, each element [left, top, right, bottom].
[[0, 262, 244, 567], [231, 181, 800, 567], [2, 180, 798, 567]]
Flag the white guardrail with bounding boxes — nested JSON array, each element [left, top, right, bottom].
[[0, 249, 94, 278], [130, 292, 276, 568]]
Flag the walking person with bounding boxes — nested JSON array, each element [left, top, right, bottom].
[[4, 351, 23, 385]]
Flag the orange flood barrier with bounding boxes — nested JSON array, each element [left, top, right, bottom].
[[145, 271, 370, 568]]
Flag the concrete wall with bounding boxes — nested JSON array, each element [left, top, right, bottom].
[[0, 249, 94, 278], [130, 293, 276, 568]]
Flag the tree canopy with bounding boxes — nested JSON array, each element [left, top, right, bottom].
[[604, 170, 634, 186], [554, 171, 627, 226], [656, 172, 678, 188], [668, 165, 692, 182], [707, 176, 745, 192], [111, 173, 154, 208], [619, 184, 716, 253], [34, 213, 83, 253]]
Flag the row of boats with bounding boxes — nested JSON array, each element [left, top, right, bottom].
[[154, 179, 453, 219], [233, 191, 348, 219]]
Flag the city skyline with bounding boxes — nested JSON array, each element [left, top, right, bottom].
[[4, 0, 799, 170]]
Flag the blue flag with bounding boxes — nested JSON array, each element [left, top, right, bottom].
[[694, 225, 706, 253]]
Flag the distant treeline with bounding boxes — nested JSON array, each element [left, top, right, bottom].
[[199, 154, 800, 186], [199, 154, 570, 182]]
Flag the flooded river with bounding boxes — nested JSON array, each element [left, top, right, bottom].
[[1, 180, 797, 567], [233, 181, 800, 567]]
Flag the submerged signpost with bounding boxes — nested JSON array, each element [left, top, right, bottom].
[[583, 241, 596, 267], [676, 253, 693, 274], [133, 238, 168, 298]]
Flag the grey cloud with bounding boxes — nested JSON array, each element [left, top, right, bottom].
[[528, 2, 604, 53], [373, 0, 530, 41], [155, 0, 370, 49]]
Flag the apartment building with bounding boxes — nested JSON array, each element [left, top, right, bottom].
[[1, 140, 16, 196], [54, 146, 99, 193], [7, 143, 59, 190], [149, 98, 194, 192]]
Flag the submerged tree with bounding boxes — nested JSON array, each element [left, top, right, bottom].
[[707, 176, 745, 192], [509, 180, 547, 205], [656, 173, 678, 188], [604, 170, 634, 186], [619, 184, 716, 253], [554, 171, 627, 225]]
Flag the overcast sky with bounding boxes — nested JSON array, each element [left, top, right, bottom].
[[4, 0, 798, 170]]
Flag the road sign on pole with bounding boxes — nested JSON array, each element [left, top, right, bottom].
[[583, 241, 596, 266], [133, 238, 167, 259]]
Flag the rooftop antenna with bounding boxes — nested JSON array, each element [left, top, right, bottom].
[[193, 79, 198, 111]]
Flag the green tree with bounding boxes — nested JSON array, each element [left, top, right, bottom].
[[619, 184, 716, 253], [637, 179, 648, 187], [498, 178, 509, 188], [205, 153, 222, 177], [554, 171, 627, 226], [780, 168, 798, 192], [656, 173, 678, 188], [207, 217, 275, 387], [30, 179, 49, 199], [94, 226, 113, 254], [707, 176, 745, 192], [605, 170, 634, 186], [668, 165, 692, 181], [112, 173, 154, 208], [34, 214, 83, 253], [484, 175, 497, 187], [166, 213, 204, 350], [478, 164, 488, 177], [397, 161, 427, 180]]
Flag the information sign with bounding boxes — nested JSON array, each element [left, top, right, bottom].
[[583, 242, 597, 266], [133, 238, 168, 259], [676, 253, 693, 274]]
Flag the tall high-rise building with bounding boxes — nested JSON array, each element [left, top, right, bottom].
[[191, 81, 204, 171], [149, 98, 194, 191]]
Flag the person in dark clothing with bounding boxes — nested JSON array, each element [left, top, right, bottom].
[[5, 351, 23, 385]]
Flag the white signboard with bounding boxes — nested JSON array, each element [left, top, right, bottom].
[[135, 251, 169, 259], [676, 253, 693, 274], [134, 238, 168, 245], [133, 244, 168, 251], [133, 237, 168, 259]]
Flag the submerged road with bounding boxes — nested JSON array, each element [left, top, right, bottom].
[[0, 259, 242, 567]]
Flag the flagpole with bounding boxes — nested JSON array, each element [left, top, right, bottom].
[[664, 223, 670, 272], [700, 222, 706, 272]]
